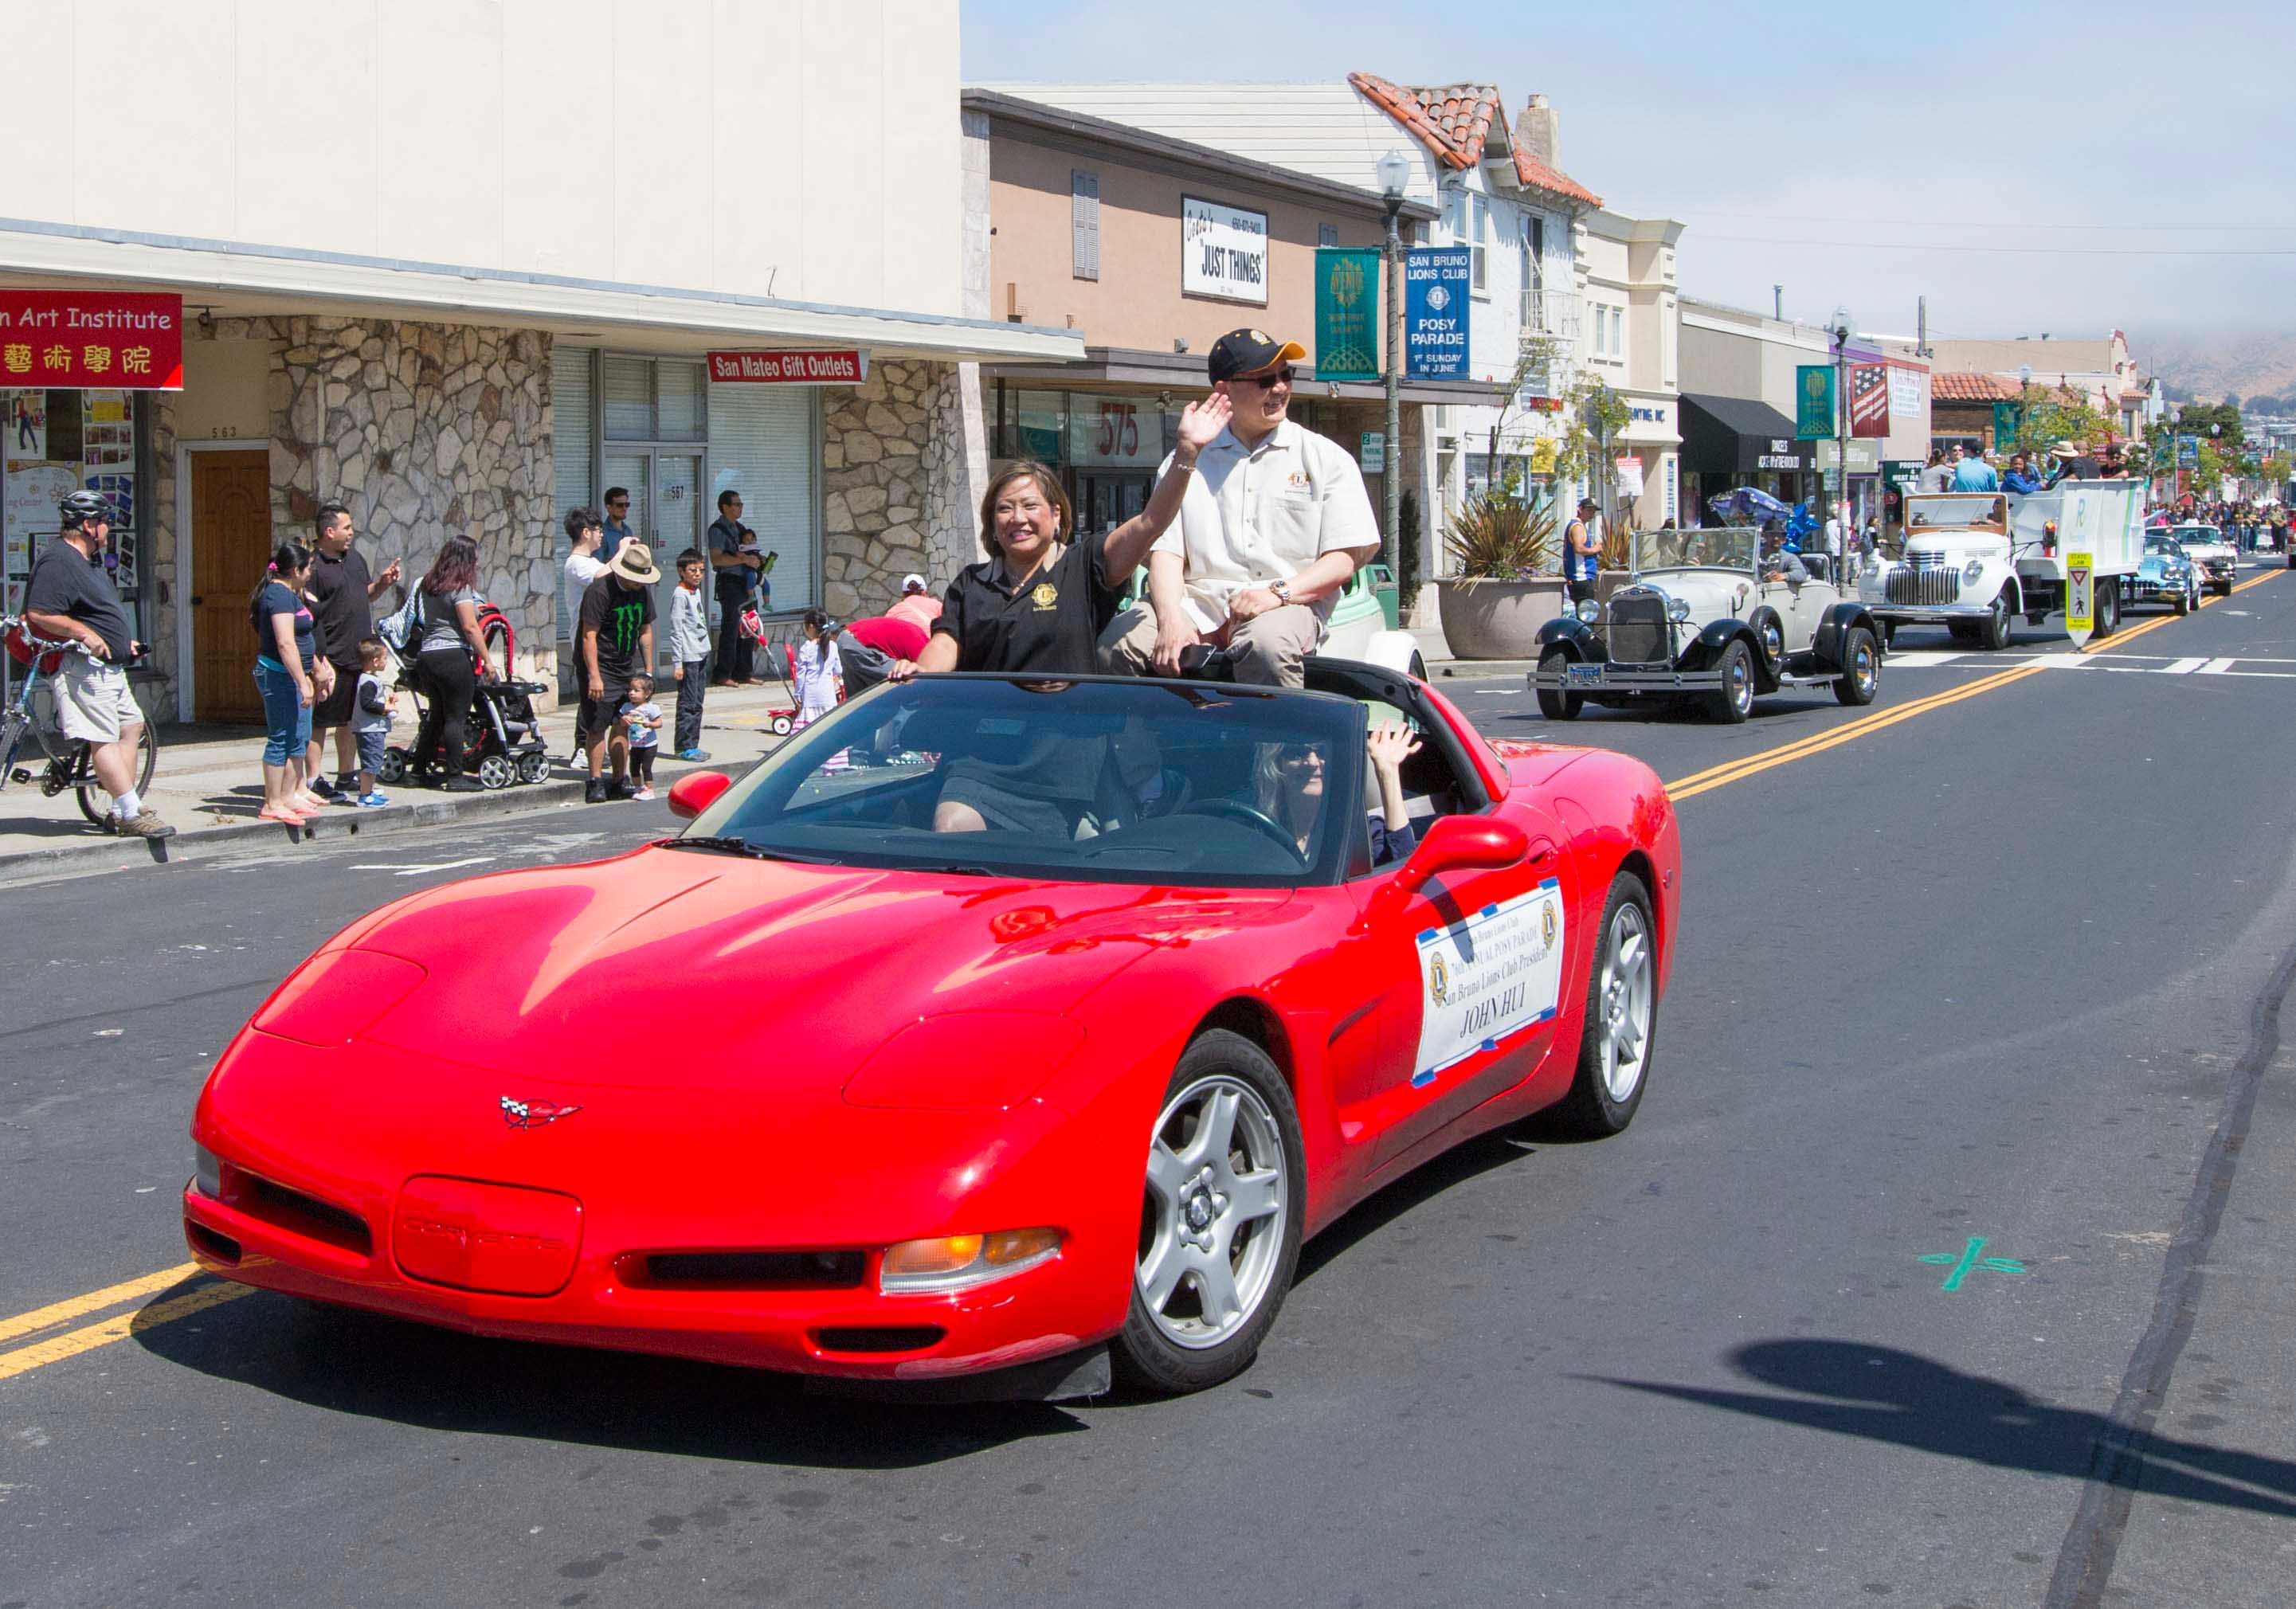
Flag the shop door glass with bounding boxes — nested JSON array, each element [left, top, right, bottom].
[[653, 453, 703, 664]]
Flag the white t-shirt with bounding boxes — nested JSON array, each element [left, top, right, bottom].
[[1151, 419, 1381, 634], [563, 552, 607, 635]]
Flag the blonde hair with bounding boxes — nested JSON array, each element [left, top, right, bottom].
[[978, 462, 1071, 558]]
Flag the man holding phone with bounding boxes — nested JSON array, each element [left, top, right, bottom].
[[707, 489, 769, 684]]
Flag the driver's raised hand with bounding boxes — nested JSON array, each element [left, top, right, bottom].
[[1176, 392, 1232, 455]]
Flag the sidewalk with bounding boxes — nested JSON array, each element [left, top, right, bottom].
[[0, 679, 801, 885]]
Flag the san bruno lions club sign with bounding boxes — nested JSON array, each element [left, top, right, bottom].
[[704, 349, 868, 384], [1, 290, 184, 389]]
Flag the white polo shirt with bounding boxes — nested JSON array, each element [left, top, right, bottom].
[[1152, 418, 1381, 633]]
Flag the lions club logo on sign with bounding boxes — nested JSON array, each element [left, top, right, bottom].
[[1541, 902, 1558, 951], [1427, 953, 1451, 1006], [1426, 283, 1452, 314]]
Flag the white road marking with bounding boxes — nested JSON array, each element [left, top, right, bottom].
[[2200, 657, 2238, 675], [347, 856, 497, 876], [2161, 658, 2208, 675]]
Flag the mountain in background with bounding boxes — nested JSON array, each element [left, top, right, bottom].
[[2133, 328, 2296, 410]]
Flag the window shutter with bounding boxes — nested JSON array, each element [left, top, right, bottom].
[[1072, 170, 1100, 281]]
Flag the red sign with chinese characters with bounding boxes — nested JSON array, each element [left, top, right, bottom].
[[0, 291, 184, 390], [705, 349, 867, 384]]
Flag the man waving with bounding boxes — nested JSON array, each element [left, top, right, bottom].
[[1101, 328, 1381, 687]]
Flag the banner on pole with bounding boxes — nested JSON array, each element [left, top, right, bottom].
[[1796, 366, 1835, 440], [1403, 249, 1472, 380], [1312, 249, 1381, 382], [1849, 364, 1890, 438]]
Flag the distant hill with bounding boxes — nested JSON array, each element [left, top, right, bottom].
[[2135, 328, 2296, 410]]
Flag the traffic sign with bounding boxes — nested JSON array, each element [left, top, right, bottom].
[[2065, 550, 2094, 646]]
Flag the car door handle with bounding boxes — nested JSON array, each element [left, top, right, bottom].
[[1526, 842, 1554, 865]]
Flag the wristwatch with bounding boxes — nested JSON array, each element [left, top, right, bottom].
[[1271, 580, 1293, 605]]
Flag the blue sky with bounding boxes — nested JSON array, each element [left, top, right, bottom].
[[962, 2, 2295, 349]]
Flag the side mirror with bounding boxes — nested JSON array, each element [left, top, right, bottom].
[[1395, 815, 1531, 893], [665, 769, 732, 821]]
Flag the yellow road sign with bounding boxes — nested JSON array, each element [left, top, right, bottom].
[[2066, 550, 2094, 646]]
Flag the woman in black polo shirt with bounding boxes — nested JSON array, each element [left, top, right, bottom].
[[887, 393, 1228, 832]]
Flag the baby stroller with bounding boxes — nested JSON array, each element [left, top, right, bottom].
[[380, 600, 554, 789]]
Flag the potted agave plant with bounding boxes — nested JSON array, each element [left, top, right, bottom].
[[1434, 492, 1568, 659]]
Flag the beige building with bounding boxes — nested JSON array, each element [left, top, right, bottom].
[[1926, 332, 2149, 441], [2, 1, 1079, 724], [1577, 209, 1684, 529], [965, 88, 1482, 543]]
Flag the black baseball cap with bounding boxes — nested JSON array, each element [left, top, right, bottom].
[[1209, 327, 1307, 383]]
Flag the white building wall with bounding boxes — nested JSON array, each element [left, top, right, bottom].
[[22, 0, 965, 319]]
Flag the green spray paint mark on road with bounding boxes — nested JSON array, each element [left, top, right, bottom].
[[1918, 1236, 2028, 1292]]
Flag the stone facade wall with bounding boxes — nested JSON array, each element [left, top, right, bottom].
[[271, 318, 555, 681], [818, 358, 985, 617]]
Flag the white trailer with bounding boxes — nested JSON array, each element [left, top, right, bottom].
[[1859, 480, 2149, 647]]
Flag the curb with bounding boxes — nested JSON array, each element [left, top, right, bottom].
[[0, 773, 629, 887]]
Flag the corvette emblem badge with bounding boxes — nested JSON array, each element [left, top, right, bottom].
[[500, 1095, 582, 1129]]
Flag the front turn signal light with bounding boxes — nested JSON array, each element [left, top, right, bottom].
[[880, 1227, 1063, 1292]]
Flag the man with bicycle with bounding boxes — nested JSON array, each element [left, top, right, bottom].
[[22, 490, 174, 839]]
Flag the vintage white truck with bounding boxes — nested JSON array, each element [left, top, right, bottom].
[[1859, 480, 2149, 647]]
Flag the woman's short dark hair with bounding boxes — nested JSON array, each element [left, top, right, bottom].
[[976, 462, 1070, 558], [563, 507, 598, 542], [419, 536, 481, 597]]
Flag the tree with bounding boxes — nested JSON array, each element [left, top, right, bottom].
[[2173, 401, 2243, 445], [2013, 384, 2106, 456]]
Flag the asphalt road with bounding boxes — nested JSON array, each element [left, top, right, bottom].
[[6, 566, 2295, 1607]]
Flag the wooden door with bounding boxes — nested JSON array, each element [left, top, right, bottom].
[[190, 451, 272, 722]]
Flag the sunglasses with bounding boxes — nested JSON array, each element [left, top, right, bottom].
[[1240, 368, 1295, 390], [1276, 746, 1322, 767]]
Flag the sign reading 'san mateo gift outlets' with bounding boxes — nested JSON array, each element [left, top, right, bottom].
[[705, 349, 868, 384], [0, 291, 184, 389]]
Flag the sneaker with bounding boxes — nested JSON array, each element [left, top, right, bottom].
[[676, 747, 710, 761], [632, 785, 656, 801], [584, 777, 609, 804], [119, 810, 178, 840], [308, 776, 340, 801], [440, 776, 484, 793], [356, 792, 390, 808], [608, 775, 631, 800]]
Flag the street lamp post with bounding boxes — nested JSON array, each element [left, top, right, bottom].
[[1377, 150, 1409, 577], [1830, 305, 1856, 568]]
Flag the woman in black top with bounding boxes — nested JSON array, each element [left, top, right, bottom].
[[407, 536, 493, 792], [249, 541, 323, 824], [887, 393, 1228, 832]]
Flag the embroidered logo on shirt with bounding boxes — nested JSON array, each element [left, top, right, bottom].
[[1284, 470, 1312, 494], [1030, 582, 1059, 611]]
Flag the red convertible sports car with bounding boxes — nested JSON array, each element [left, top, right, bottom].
[[186, 660, 1679, 1397]]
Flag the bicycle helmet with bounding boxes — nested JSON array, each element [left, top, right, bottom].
[[59, 488, 112, 528]]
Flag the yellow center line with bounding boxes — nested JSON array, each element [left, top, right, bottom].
[[2085, 567, 2278, 655], [0, 1278, 252, 1383], [0, 1262, 204, 1345]]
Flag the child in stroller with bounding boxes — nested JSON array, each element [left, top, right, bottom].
[[379, 598, 554, 789]]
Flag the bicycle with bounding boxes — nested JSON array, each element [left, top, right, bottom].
[[0, 616, 160, 828]]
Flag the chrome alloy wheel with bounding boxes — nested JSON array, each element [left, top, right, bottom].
[[1727, 652, 1753, 717], [1137, 1075, 1287, 1350], [1597, 901, 1655, 1102], [1849, 636, 1877, 699]]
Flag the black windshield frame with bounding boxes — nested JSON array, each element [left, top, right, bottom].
[[682, 673, 1370, 889]]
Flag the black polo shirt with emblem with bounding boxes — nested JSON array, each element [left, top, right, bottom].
[[932, 532, 1119, 675]]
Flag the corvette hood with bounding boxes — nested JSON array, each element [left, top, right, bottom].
[[340, 846, 1293, 1088]]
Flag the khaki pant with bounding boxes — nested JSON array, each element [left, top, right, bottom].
[[1097, 600, 1324, 687]]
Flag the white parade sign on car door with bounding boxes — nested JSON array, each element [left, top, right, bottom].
[[1413, 881, 1567, 1087]]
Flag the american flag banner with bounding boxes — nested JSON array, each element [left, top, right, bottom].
[[1850, 364, 1890, 438]]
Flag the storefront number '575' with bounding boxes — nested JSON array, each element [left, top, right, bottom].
[[1095, 402, 1138, 458]]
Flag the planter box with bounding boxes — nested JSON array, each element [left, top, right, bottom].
[[1434, 576, 1571, 660]]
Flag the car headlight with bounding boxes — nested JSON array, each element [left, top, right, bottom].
[[880, 1227, 1064, 1293], [1574, 598, 1601, 624], [1667, 597, 1693, 622], [193, 1144, 221, 1200], [1962, 560, 1985, 586]]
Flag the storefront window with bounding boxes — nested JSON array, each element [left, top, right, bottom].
[[1006, 390, 1067, 464], [4, 386, 149, 603]]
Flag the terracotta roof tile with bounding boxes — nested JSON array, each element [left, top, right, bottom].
[[1348, 70, 1602, 207], [1933, 371, 2020, 402]]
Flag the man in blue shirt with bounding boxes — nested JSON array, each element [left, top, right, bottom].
[[1563, 498, 1602, 602], [1952, 450, 2002, 492], [598, 487, 634, 566]]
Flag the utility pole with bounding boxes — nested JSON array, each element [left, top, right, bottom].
[[1377, 151, 1409, 580]]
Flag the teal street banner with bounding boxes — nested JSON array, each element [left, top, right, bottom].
[[1313, 249, 1381, 382]]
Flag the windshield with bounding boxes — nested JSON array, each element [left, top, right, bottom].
[[683, 675, 1365, 888], [1905, 493, 2009, 534], [1641, 527, 1757, 571], [2145, 536, 2180, 557], [2173, 527, 2221, 545]]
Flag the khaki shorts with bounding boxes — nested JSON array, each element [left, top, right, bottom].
[[54, 657, 142, 745]]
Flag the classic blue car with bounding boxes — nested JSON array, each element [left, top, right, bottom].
[[2127, 534, 2200, 616]]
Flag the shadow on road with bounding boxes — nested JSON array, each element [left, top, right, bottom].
[[1587, 1338, 2296, 1520], [1295, 1128, 1542, 1286], [134, 1288, 1083, 1467]]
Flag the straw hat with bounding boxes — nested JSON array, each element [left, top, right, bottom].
[[608, 540, 661, 585]]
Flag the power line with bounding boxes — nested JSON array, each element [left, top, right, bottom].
[[1691, 236, 2296, 256], [1677, 209, 2296, 233]]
